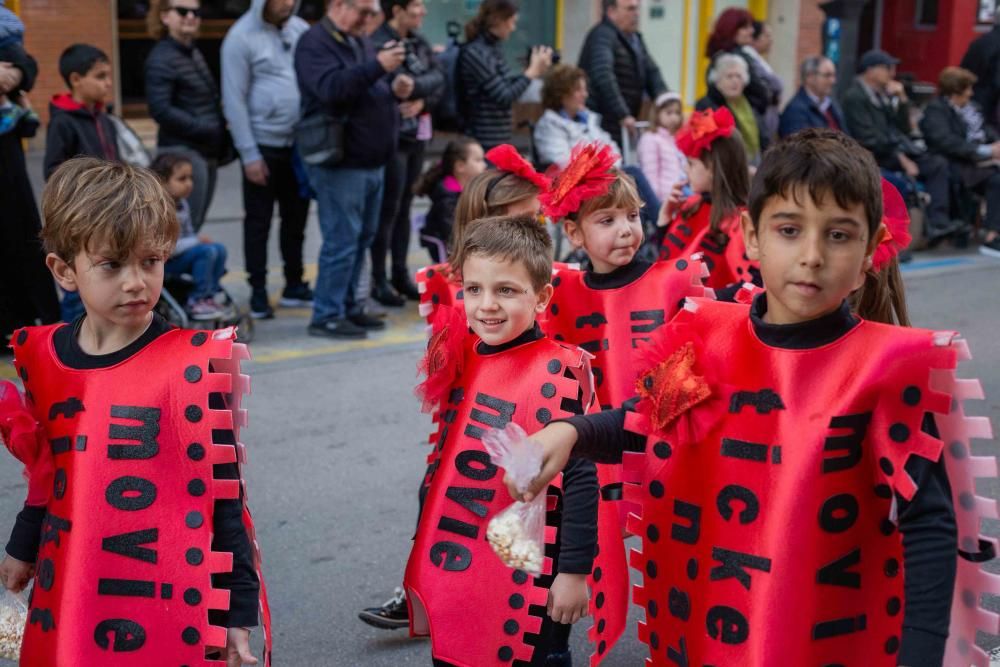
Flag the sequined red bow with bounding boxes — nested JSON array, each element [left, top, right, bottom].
[[539, 142, 617, 220], [485, 144, 551, 192], [676, 107, 736, 158]]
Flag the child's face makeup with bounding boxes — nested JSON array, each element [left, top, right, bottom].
[[658, 104, 683, 132], [72, 60, 113, 107], [462, 253, 551, 347], [455, 143, 486, 183], [564, 206, 643, 273], [688, 156, 712, 194], [743, 189, 874, 325], [166, 162, 194, 201]]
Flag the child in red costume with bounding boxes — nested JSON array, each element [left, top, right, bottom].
[[539, 142, 709, 662], [416, 144, 550, 324], [511, 130, 998, 666], [0, 158, 270, 667], [405, 215, 599, 667], [657, 107, 758, 290]]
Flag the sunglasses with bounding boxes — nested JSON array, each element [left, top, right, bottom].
[[170, 6, 202, 18]]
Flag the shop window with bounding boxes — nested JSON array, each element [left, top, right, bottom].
[[915, 0, 939, 26]]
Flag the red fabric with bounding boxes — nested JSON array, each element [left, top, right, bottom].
[[11, 325, 271, 667], [675, 107, 736, 159], [405, 336, 613, 665], [540, 143, 617, 221], [484, 144, 551, 192], [416, 304, 468, 412], [873, 179, 912, 273], [659, 196, 758, 288], [0, 381, 52, 507], [822, 107, 841, 131], [416, 263, 462, 324], [621, 299, 956, 665]]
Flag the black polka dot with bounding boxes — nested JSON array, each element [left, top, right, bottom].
[[190, 332, 207, 346], [598, 640, 606, 655], [902, 386, 921, 406], [536, 408, 552, 424], [184, 588, 201, 606], [597, 619, 606, 633], [455, 290, 463, 300], [431, 294, 440, 304], [595, 592, 605, 608], [874, 484, 892, 499], [879, 457, 894, 476], [426, 268, 436, 278], [185, 548, 204, 566], [675, 259, 688, 271], [16, 330, 27, 345], [547, 359, 562, 374], [649, 481, 664, 498], [593, 567, 602, 582], [550, 303, 559, 316], [950, 441, 967, 459], [53, 469, 67, 500], [884, 636, 899, 654], [643, 375, 654, 390], [649, 631, 660, 649], [187, 443, 205, 461], [653, 442, 672, 459], [959, 491, 976, 511], [540, 383, 557, 399], [962, 588, 977, 608], [18, 367, 27, 382], [889, 423, 910, 443], [646, 560, 657, 579], [185, 511, 203, 529], [498, 646, 513, 661], [884, 558, 899, 577], [880, 518, 896, 536], [552, 276, 561, 287], [512, 570, 528, 585], [188, 479, 206, 496], [647, 600, 658, 618], [508, 593, 524, 609], [184, 365, 202, 383], [687, 558, 698, 580], [185, 405, 203, 423], [554, 334, 564, 341], [886, 596, 901, 616], [647, 524, 660, 542], [503, 619, 519, 635], [182, 627, 200, 645]]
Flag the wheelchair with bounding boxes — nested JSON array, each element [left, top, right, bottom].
[[154, 274, 255, 343]]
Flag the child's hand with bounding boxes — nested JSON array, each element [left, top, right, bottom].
[[503, 422, 577, 502], [658, 182, 686, 227], [0, 555, 33, 593], [547, 573, 589, 624], [225, 627, 258, 667]]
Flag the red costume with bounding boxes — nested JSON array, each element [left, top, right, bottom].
[[620, 298, 996, 665], [405, 311, 616, 666], [5, 325, 271, 667]]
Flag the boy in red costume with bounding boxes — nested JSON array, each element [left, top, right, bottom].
[[510, 130, 998, 666], [0, 158, 270, 667], [404, 215, 600, 666]]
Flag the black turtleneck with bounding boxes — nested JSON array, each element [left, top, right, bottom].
[[583, 258, 653, 290], [561, 297, 956, 667], [476, 322, 544, 355]]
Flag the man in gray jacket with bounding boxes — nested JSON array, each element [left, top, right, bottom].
[[222, 0, 312, 320]]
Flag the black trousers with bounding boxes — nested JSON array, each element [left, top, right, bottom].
[[242, 146, 310, 290], [914, 153, 952, 232], [372, 138, 425, 281], [959, 163, 1000, 232]]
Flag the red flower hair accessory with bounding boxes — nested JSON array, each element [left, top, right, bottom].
[[675, 107, 736, 158], [539, 142, 617, 220], [485, 144, 551, 191], [872, 178, 912, 272]]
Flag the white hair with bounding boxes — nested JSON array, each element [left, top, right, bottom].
[[708, 54, 750, 86]]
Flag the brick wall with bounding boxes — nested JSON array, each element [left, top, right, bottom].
[[18, 1, 116, 128], [796, 0, 826, 84]]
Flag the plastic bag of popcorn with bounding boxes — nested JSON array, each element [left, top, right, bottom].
[[0, 587, 27, 661], [483, 423, 547, 576]]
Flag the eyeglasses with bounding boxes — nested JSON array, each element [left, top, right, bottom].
[[170, 6, 201, 18], [347, 1, 379, 18]]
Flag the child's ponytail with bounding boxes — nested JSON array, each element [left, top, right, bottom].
[[415, 137, 479, 197], [851, 260, 911, 326]]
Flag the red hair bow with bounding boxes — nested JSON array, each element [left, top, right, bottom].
[[872, 178, 912, 272], [485, 144, 551, 191], [676, 107, 736, 158], [539, 142, 617, 220]]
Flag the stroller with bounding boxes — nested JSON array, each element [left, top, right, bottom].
[[155, 274, 255, 342]]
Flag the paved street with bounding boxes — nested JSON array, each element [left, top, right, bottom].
[[2, 159, 1000, 664]]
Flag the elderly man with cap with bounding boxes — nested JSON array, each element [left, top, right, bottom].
[[842, 49, 965, 243]]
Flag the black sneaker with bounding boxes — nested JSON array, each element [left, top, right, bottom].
[[545, 649, 572, 667], [392, 274, 421, 301], [372, 277, 405, 307], [250, 288, 275, 320], [308, 318, 367, 339], [279, 283, 314, 307], [348, 310, 386, 330], [358, 588, 408, 630], [980, 236, 1000, 258]]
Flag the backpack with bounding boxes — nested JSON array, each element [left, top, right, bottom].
[[432, 21, 466, 133]]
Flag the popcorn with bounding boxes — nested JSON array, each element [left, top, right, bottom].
[[487, 505, 545, 574], [0, 592, 26, 661]]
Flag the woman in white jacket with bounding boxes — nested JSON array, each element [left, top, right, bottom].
[[532, 64, 620, 168]]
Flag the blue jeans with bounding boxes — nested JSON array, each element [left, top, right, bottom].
[[306, 164, 385, 323], [165, 242, 228, 301]]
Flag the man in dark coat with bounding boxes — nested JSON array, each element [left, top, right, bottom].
[[779, 55, 847, 137], [960, 7, 1000, 130], [578, 0, 667, 138]]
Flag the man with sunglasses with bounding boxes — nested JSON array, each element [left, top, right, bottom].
[[295, 0, 416, 339]]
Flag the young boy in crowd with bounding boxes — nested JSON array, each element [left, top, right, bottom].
[[0, 158, 270, 666], [404, 215, 598, 667], [514, 130, 995, 666]]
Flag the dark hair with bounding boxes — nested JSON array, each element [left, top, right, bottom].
[[465, 0, 519, 41], [751, 20, 766, 40], [415, 137, 480, 196], [454, 214, 553, 290], [542, 64, 587, 111], [749, 129, 909, 325], [696, 133, 749, 234], [602, 0, 617, 11], [58, 44, 109, 88], [706, 7, 753, 57], [149, 152, 193, 182], [385, 0, 417, 16], [938, 66, 977, 97]]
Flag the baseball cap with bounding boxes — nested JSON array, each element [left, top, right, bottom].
[[858, 49, 901, 72]]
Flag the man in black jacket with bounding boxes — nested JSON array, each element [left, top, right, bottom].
[[578, 0, 667, 138], [960, 6, 1000, 130], [295, 0, 412, 339], [842, 49, 962, 242]]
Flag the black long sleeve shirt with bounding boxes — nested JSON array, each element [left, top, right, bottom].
[[561, 297, 957, 667], [5, 314, 260, 627]]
